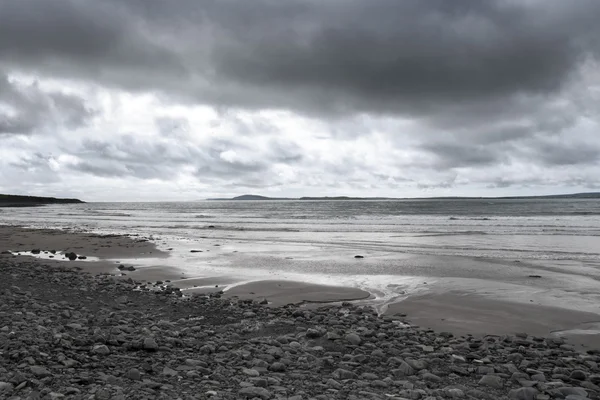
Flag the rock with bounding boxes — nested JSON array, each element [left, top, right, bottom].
[[269, 362, 286, 372], [570, 370, 588, 381], [509, 387, 538, 400], [239, 387, 272, 399], [242, 368, 260, 377], [479, 375, 503, 389], [558, 388, 588, 397], [306, 328, 321, 338], [0, 382, 14, 394], [346, 333, 361, 345], [190, 250, 203, 253], [30, 366, 52, 377], [65, 252, 78, 261], [162, 366, 178, 377], [327, 379, 343, 389], [332, 369, 358, 380], [92, 344, 110, 355], [392, 362, 415, 377], [31, 249, 41, 254], [125, 266, 136, 271], [423, 372, 442, 383], [143, 337, 159, 351], [78, 256, 87, 260], [126, 368, 141, 381], [354, 255, 364, 258]]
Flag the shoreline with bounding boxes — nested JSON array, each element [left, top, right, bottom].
[[2, 256, 600, 399], [1, 224, 600, 351]]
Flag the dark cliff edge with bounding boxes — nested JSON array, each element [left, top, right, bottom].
[[0, 194, 85, 207]]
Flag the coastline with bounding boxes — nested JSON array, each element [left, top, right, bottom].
[[2, 248, 600, 398], [2, 225, 600, 352]]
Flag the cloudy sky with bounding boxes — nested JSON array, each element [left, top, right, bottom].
[[1, 0, 599, 201]]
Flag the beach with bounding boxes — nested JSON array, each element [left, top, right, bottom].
[[2, 201, 600, 398], [2, 235, 600, 399], [2, 221, 600, 352]]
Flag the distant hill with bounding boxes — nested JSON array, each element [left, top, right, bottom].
[[0, 194, 85, 207], [207, 192, 600, 201]]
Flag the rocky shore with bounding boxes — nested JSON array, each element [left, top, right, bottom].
[[1, 258, 600, 400]]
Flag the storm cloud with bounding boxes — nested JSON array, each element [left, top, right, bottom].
[[0, 0, 599, 200]]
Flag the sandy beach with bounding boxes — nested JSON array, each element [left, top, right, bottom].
[[1, 224, 600, 352]]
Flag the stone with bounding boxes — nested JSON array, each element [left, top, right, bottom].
[[239, 387, 272, 399], [92, 344, 110, 355], [479, 375, 503, 389], [0, 382, 14, 394], [126, 368, 141, 380], [30, 366, 52, 377], [242, 368, 260, 377], [332, 369, 358, 380], [570, 370, 588, 381], [392, 362, 415, 377], [143, 337, 158, 351], [346, 333, 361, 345], [509, 387, 538, 400], [423, 372, 442, 383], [558, 387, 588, 397], [269, 362, 286, 372]]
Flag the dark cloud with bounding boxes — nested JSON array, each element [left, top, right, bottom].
[[1, 0, 600, 198], [0, 0, 598, 116], [0, 72, 95, 135]]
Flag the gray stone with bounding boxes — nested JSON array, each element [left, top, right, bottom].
[[332, 368, 358, 380], [269, 362, 286, 372], [479, 375, 503, 389], [392, 361, 415, 377], [126, 368, 141, 381], [509, 387, 538, 400], [0, 382, 14, 394], [242, 368, 260, 377], [143, 337, 158, 351], [570, 370, 588, 381], [30, 366, 52, 377], [92, 344, 110, 355], [239, 387, 272, 399], [346, 333, 361, 345], [558, 387, 588, 397], [327, 379, 342, 389], [423, 373, 442, 383]]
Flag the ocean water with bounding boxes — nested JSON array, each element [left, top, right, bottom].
[[2, 199, 600, 312]]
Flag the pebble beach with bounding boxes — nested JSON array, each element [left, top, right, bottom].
[[1, 229, 600, 399]]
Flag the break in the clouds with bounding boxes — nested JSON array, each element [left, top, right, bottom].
[[0, 0, 599, 200]]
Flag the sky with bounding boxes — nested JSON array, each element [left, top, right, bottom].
[[1, 0, 600, 201]]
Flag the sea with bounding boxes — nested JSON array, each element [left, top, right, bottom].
[[2, 198, 600, 313]]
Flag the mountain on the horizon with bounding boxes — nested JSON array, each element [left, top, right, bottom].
[[0, 194, 85, 207], [207, 192, 600, 201]]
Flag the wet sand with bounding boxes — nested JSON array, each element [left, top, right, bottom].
[[223, 280, 372, 306], [0, 226, 371, 304], [387, 291, 600, 350]]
